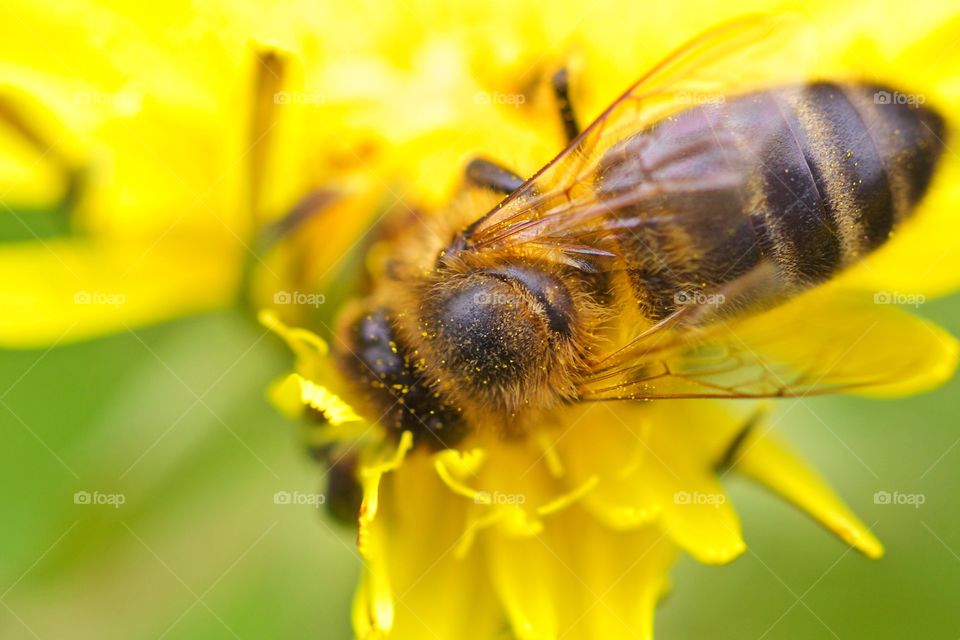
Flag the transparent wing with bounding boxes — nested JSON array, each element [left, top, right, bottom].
[[453, 14, 815, 259], [580, 288, 958, 400], [447, 17, 951, 403]]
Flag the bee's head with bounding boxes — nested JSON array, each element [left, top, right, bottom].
[[337, 306, 467, 449], [413, 262, 586, 415]]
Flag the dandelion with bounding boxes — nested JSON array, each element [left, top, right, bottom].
[[3, 1, 960, 639]]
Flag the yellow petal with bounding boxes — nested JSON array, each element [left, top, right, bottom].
[[643, 435, 745, 564], [485, 505, 674, 640], [734, 431, 884, 559], [728, 287, 959, 398], [484, 523, 566, 640], [0, 235, 238, 347], [555, 402, 747, 563], [554, 403, 662, 529], [354, 449, 504, 639], [265, 372, 305, 420], [0, 2, 256, 231]]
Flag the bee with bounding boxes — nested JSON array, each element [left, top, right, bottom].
[[332, 16, 946, 450]]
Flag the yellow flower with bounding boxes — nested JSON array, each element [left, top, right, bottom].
[[3, 1, 960, 639], [255, 4, 960, 640], [4, 0, 959, 341], [262, 290, 953, 637], [0, 0, 391, 345]]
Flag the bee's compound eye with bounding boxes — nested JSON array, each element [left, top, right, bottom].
[[337, 306, 467, 449], [489, 265, 575, 338]]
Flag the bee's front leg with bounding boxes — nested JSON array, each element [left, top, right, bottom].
[[464, 156, 525, 195], [552, 67, 581, 142]]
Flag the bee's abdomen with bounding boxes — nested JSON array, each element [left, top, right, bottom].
[[766, 82, 944, 279], [597, 81, 945, 320]]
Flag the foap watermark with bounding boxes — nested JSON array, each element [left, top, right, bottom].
[[874, 490, 925, 508], [474, 91, 526, 108], [74, 490, 126, 508], [673, 490, 726, 508], [273, 91, 326, 107], [273, 490, 326, 506], [674, 290, 726, 307], [874, 90, 926, 106], [474, 491, 526, 506], [74, 290, 126, 308], [274, 290, 326, 308], [73, 91, 142, 115], [873, 290, 925, 308], [473, 292, 521, 306], [676, 91, 725, 107]]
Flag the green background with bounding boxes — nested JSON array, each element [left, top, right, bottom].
[[1, 294, 959, 639]]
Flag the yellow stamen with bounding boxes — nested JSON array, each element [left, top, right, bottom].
[[258, 308, 329, 358], [357, 431, 414, 557], [298, 375, 362, 426], [537, 475, 600, 516], [534, 429, 565, 478], [433, 448, 488, 501]]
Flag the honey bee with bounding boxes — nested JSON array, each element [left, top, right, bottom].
[[332, 17, 946, 450]]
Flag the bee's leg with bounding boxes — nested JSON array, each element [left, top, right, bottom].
[[0, 94, 87, 220], [715, 406, 769, 472], [552, 67, 581, 142], [465, 156, 525, 195], [258, 189, 339, 247], [241, 188, 339, 305]]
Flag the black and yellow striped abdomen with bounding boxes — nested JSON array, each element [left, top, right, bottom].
[[595, 82, 945, 320]]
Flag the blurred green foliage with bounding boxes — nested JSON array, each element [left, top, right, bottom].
[[1, 297, 959, 639]]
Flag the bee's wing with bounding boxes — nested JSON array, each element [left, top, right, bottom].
[[457, 14, 813, 257], [451, 17, 953, 402], [580, 287, 957, 400]]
